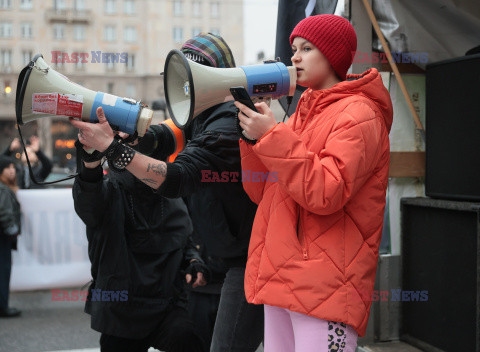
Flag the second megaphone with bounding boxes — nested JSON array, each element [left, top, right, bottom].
[[16, 54, 152, 136], [164, 49, 296, 129]]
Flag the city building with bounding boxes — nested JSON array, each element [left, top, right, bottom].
[[0, 0, 244, 168]]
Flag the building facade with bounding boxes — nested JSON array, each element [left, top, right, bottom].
[[0, 0, 244, 167]]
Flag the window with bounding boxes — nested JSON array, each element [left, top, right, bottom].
[[106, 60, 115, 71], [105, 0, 116, 14], [54, 0, 66, 11], [20, 0, 33, 10], [74, 25, 85, 41], [53, 50, 64, 69], [74, 0, 85, 11], [75, 58, 85, 71], [76, 60, 86, 70], [107, 82, 114, 94], [0, 23, 12, 38], [0, 49, 12, 67], [173, 27, 183, 44], [173, 0, 183, 16], [21, 23, 33, 38], [124, 0, 135, 14], [191, 27, 202, 37], [0, 0, 12, 9], [22, 50, 33, 66], [192, 1, 201, 17], [124, 26, 136, 42], [53, 24, 65, 40], [210, 2, 219, 18], [125, 83, 135, 97], [125, 53, 135, 70], [210, 28, 220, 36], [104, 25, 116, 41]]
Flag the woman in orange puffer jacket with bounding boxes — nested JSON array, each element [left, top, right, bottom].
[[235, 15, 393, 352]]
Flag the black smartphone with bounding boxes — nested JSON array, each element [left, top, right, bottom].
[[230, 86, 258, 112]]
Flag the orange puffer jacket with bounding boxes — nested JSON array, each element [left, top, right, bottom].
[[240, 68, 393, 337]]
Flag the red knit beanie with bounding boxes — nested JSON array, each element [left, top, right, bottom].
[[290, 15, 357, 81]]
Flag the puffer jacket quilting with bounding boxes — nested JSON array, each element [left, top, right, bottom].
[[240, 68, 393, 336]]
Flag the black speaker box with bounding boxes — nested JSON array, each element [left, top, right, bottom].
[[401, 197, 480, 351], [426, 54, 480, 201]]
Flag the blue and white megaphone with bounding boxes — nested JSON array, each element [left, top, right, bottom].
[[164, 49, 296, 129], [16, 54, 153, 137]]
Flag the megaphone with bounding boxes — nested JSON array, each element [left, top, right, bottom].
[[164, 49, 296, 129], [16, 54, 152, 137]]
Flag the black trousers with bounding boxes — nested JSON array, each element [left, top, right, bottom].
[[187, 290, 221, 349], [0, 236, 12, 310], [99, 305, 207, 352]]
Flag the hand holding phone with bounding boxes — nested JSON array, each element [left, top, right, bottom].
[[230, 86, 257, 144], [230, 87, 258, 112]]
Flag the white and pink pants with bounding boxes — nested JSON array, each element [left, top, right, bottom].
[[264, 305, 358, 352]]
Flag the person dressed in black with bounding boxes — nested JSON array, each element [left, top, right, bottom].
[[72, 134, 209, 352], [0, 156, 22, 318], [70, 33, 264, 352], [3, 136, 52, 188]]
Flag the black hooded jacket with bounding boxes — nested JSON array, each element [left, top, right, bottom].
[[145, 102, 258, 268], [72, 167, 200, 338]]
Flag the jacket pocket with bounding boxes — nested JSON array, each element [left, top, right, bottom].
[[297, 209, 309, 260]]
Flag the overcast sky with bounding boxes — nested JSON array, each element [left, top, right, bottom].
[[243, 0, 279, 64]]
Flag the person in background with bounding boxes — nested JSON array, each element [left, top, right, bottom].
[[69, 33, 264, 352], [72, 133, 209, 352], [236, 15, 393, 352], [3, 136, 52, 188], [0, 156, 22, 318]]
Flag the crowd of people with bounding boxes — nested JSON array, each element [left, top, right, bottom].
[[2, 15, 393, 352]]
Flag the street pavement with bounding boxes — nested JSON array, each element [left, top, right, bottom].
[[0, 289, 264, 352], [0, 289, 99, 352]]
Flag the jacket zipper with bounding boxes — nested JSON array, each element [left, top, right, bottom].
[[297, 210, 308, 260]]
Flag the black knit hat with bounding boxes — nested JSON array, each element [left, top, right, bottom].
[[0, 155, 15, 174]]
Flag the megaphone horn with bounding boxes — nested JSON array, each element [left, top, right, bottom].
[[164, 49, 296, 129], [16, 54, 153, 137]]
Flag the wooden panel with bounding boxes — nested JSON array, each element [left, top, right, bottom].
[[389, 152, 425, 178]]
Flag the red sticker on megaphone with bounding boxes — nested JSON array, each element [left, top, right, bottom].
[[32, 93, 83, 118]]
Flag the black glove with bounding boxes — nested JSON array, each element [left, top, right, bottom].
[[185, 260, 211, 285], [75, 139, 105, 163], [137, 125, 167, 155]]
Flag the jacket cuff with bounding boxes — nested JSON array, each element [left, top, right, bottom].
[[79, 164, 103, 183], [158, 162, 182, 197], [254, 122, 283, 151]]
